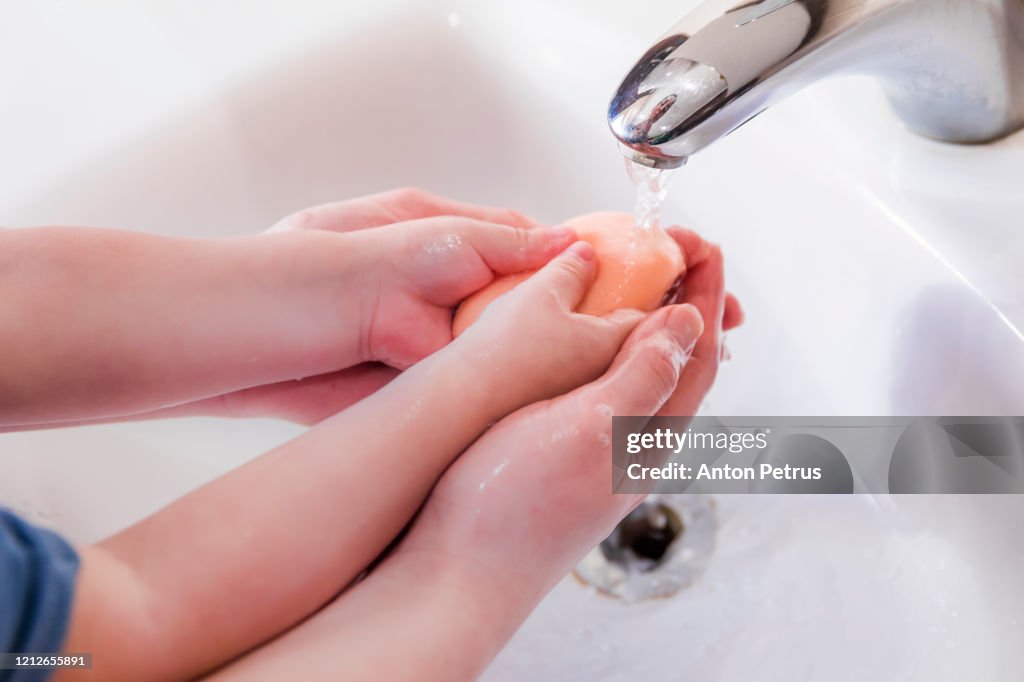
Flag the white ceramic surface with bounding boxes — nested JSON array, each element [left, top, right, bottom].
[[1, 1, 1022, 680]]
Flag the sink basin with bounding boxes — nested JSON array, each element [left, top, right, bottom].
[[1, 1, 1023, 679]]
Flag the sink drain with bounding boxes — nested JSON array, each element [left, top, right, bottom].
[[574, 495, 715, 602]]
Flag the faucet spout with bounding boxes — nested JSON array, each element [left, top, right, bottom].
[[609, 0, 1024, 167]]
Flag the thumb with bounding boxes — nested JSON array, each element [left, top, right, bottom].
[[512, 241, 598, 311], [456, 222, 579, 275]]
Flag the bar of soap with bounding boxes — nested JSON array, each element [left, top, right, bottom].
[[453, 211, 682, 336]]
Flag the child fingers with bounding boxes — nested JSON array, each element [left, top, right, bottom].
[[588, 304, 704, 416]]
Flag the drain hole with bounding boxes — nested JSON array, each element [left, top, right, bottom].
[[601, 501, 683, 570], [575, 494, 716, 602]]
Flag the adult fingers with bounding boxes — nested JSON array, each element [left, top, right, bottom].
[[658, 246, 726, 416], [665, 225, 711, 269], [589, 304, 703, 416], [723, 292, 744, 331], [412, 219, 578, 277]]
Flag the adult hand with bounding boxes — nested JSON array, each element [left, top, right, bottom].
[[184, 189, 571, 424], [1, 190, 567, 428]]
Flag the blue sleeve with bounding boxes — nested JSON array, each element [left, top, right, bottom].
[[0, 509, 79, 682]]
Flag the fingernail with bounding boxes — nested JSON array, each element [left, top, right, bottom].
[[692, 238, 712, 264], [665, 304, 704, 352], [568, 240, 595, 261], [605, 308, 645, 325], [508, 209, 538, 226], [541, 225, 576, 245]]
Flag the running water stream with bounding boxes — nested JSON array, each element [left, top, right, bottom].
[[625, 159, 676, 232]]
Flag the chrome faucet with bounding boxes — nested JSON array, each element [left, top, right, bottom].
[[609, 0, 1024, 168]]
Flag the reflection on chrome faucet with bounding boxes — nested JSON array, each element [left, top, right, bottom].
[[609, 0, 1024, 168]]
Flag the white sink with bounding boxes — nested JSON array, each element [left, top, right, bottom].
[[2, 1, 1023, 679]]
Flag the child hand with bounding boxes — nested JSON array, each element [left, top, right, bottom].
[[71, 241, 649, 681], [200, 303, 713, 682]]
